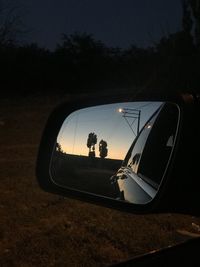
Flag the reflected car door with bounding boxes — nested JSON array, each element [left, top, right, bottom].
[[116, 102, 179, 204]]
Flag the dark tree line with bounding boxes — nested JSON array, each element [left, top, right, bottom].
[[1, 1, 200, 97]]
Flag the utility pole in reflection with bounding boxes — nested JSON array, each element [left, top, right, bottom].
[[118, 108, 141, 137]]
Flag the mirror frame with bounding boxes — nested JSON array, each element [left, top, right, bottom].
[[36, 91, 200, 215]]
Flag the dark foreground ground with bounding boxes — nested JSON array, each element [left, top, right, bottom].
[[0, 95, 200, 267]]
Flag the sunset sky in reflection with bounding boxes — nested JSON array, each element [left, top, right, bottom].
[[57, 102, 162, 160]]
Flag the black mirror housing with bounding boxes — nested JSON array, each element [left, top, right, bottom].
[[36, 92, 200, 215]]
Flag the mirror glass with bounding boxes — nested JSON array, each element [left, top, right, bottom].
[[50, 102, 179, 205]]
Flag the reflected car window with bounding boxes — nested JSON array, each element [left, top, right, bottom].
[[124, 103, 179, 189], [138, 103, 179, 187], [124, 107, 160, 174]]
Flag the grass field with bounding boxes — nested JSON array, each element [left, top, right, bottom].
[[0, 95, 200, 267]]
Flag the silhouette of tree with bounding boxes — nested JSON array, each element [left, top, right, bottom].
[[56, 32, 107, 60], [151, 31, 195, 91], [87, 132, 97, 157], [188, 0, 200, 47], [99, 139, 108, 159], [181, 0, 200, 48], [56, 142, 62, 153], [0, 0, 26, 46], [55, 32, 113, 90], [182, 0, 193, 36]]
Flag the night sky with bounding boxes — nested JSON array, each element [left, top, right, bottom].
[[20, 0, 182, 50]]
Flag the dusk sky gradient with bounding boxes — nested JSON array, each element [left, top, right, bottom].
[[19, 0, 182, 50], [57, 102, 162, 160]]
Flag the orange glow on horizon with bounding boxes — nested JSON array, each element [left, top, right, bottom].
[[61, 140, 130, 160]]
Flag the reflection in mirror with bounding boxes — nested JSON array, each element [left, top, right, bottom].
[[50, 102, 179, 205]]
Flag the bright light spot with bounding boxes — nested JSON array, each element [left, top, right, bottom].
[[118, 108, 124, 113]]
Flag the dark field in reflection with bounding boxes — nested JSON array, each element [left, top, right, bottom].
[[51, 152, 122, 197]]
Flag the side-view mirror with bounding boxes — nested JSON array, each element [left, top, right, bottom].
[[36, 93, 200, 215]]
